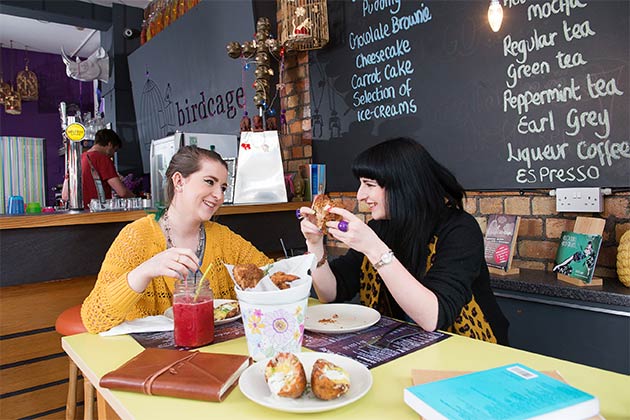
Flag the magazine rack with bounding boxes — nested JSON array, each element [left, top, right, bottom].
[[557, 217, 605, 287]]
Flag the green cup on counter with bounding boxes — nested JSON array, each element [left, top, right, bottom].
[[26, 202, 42, 214]]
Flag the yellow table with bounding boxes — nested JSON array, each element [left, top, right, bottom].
[[62, 330, 629, 420]]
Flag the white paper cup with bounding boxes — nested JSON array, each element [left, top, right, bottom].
[[236, 277, 311, 361]]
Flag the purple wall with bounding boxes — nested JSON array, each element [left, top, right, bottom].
[[0, 48, 93, 206]]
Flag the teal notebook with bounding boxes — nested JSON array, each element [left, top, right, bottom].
[[404, 363, 599, 420]]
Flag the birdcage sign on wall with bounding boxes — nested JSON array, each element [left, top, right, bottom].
[[279, 0, 329, 51]]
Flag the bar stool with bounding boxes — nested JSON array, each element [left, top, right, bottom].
[[55, 304, 94, 420]]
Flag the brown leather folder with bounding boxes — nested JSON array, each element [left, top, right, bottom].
[[100, 348, 251, 402]]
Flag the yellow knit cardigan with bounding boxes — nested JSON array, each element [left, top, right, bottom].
[[81, 215, 272, 333]]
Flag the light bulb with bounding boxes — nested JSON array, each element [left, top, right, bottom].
[[488, 0, 503, 33]]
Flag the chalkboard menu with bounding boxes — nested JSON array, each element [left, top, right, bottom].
[[310, 0, 629, 191]]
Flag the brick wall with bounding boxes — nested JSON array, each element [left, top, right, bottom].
[[275, 9, 630, 283]]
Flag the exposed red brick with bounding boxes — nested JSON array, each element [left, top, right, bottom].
[[284, 108, 297, 122], [505, 197, 530, 215], [518, 240, 558, 259], [303, 144, 312, 158], [545, 218, 574, 238], [475, 217, 487, 234], [287, 95, 299, 108], [297, 52, 309, 65], [603, 197, 630, 218], [291, 147, 304, 159], [515, 260, 546, 271], [594, 267, 618, 280], [615, 222, 630, 243], [289, 120, 301, 134], [532, 197, 556, 215], [597, 246, 617, 267], [479, 197, 502, 214], [518, 218, 543, 237], [463, 197, 477, 214]]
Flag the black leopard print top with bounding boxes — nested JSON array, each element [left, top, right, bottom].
[[330, 210, 509, 345]]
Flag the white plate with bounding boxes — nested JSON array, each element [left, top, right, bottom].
[[163, 299, 241, 326], [239, 352, 372, 413], [304, 304, 381, 334]]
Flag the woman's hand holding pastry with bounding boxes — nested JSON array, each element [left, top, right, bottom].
[[298, 206, 324, 245], [127, 248, 199, 292]]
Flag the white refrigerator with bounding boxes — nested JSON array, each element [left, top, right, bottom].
[[150, 132, 238, 207]]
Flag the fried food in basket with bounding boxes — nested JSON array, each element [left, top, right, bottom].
[[214, 301, 240, 321], [270, 271, 300, 290], [233, 264, 264, 289], [310, 358, 351, 400], [264, 352, 307, 398], [311, 195, 343, 234]]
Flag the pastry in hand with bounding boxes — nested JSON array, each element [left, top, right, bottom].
[[311, 358, 351, 400], [233, 264, 264, 289], [270, 271, 300, 290], [311, 194, 343, 234], [214, 301, 240, 321], [264, 352, 307, 398]]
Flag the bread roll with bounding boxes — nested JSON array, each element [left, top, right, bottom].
[[311, 358, 351, 400], [264, 352, 307, 398]]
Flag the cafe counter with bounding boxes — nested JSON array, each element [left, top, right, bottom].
[[490, 269, 630, 375], [0, 202, 307, 287]]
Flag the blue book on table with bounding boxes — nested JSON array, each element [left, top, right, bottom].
[[404, 363, 599, 420]]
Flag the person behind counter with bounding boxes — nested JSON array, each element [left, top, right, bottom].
[[81, 145, 272, 333], [61, 128, 135, 208], [298, 137, 509, 344]]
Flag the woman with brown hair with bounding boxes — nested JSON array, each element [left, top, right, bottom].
[[81, 145, 271, 333]]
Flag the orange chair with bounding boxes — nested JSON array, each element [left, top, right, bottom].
[[55, 304, 94, 420]]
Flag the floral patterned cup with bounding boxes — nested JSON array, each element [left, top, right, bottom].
[[236, 276, 312, 362]]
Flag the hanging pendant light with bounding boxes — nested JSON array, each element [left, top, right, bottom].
[[4, 83, 22, 114], [5, 41, 22, 115], [17, 47, 38, 101], [488, 0, 503, 33], [0, 43, 11, 105]]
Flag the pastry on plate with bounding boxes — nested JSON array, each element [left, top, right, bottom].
[[233, 263, 264, 289], [310, 358, 351, 400], [270, 271, 299, 290], [264, 352, 307, 398], [214, 301, 240, 321], [311, 194, 343, 234]]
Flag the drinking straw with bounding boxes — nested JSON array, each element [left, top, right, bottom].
[[194, 263, 213, 302]]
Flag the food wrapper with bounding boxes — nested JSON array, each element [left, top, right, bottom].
[[225, 253, 315, 361]]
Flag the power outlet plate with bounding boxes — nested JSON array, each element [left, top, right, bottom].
[[555, 187, 603, 213]]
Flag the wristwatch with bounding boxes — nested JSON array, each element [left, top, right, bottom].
[[373, 250, 395, 269]]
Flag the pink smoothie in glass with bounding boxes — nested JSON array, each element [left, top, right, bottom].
[[173, 294, 214, 348]]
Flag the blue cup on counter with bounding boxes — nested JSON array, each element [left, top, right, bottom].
[[7, 195, 25, 215]]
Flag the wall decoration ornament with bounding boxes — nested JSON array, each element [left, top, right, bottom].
[[278, 0, 328, 51], [226, 17, 278, 112], [16, 50, 38, 101], [4, 41, 21, 115], [61, 47, 110, 82]]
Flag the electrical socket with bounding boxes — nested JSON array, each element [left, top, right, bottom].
[[555, 187, 603, 213]]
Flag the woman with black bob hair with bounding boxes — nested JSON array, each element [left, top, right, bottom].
[[298, 137, 509, 344]]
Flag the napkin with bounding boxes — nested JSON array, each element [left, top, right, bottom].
[[99, 315, 174, 337], [225, 253, 315, 292]]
